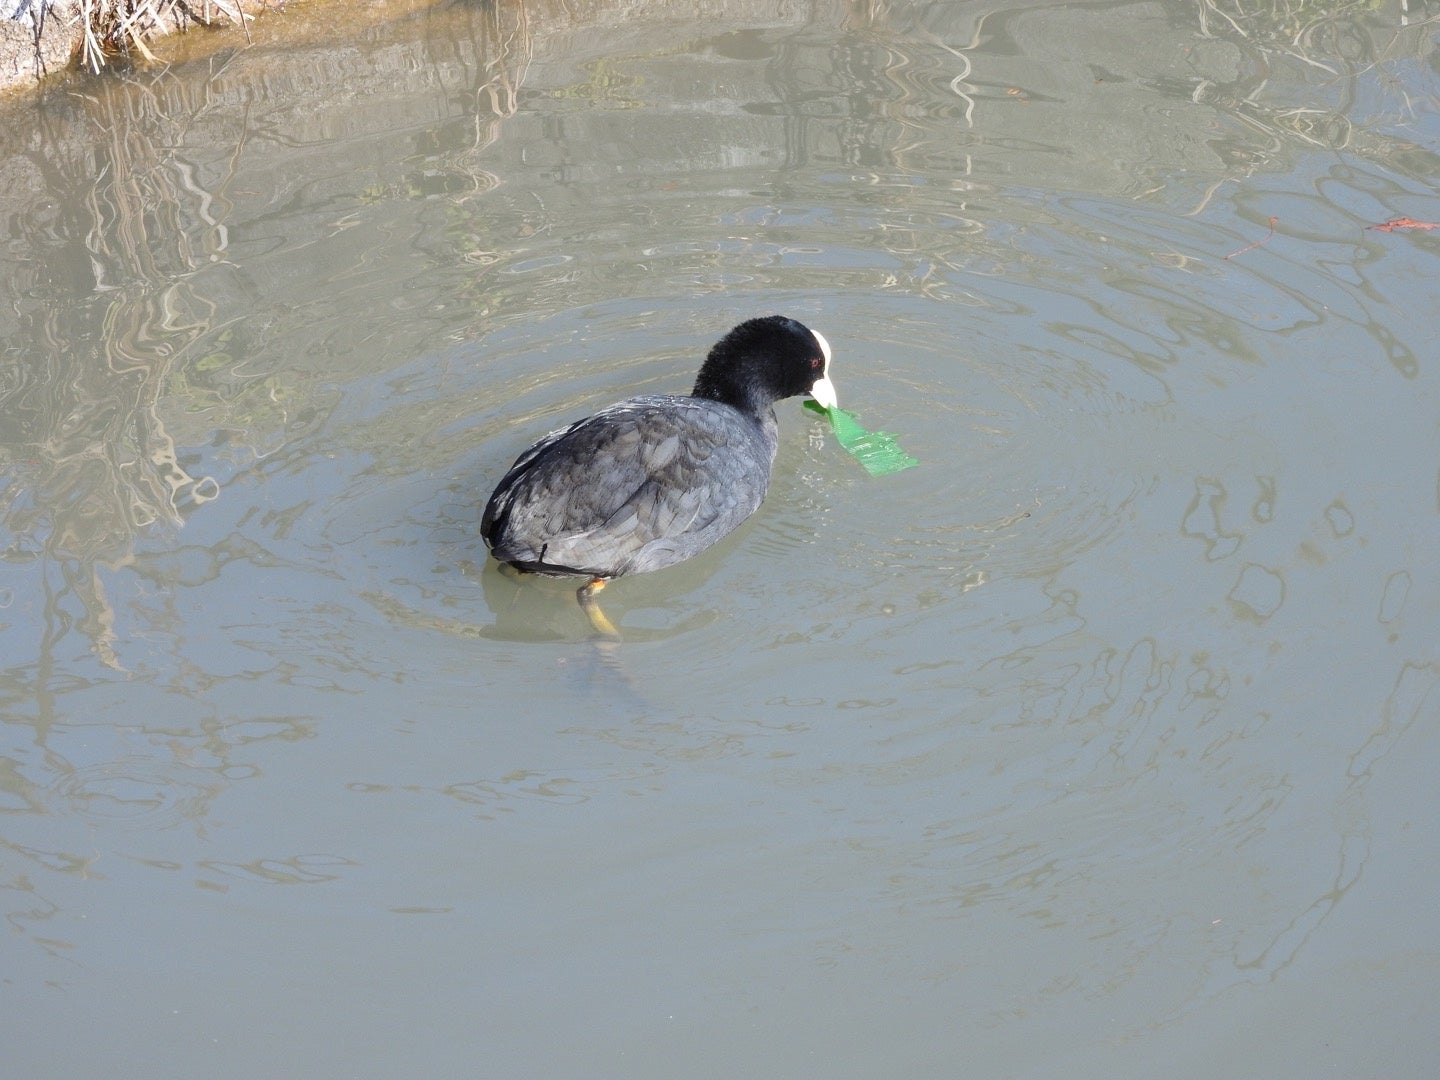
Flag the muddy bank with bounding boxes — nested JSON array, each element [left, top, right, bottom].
[[1, 0, 447, 95], [3, 1, 253, 93], [2, 0, 79, 88]]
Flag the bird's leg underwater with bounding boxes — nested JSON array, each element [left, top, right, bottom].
[[577, 577, 621, 639]]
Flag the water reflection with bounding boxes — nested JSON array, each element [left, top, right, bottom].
[[0, 0, 542, 676], [0, 0, 1438, 1074]]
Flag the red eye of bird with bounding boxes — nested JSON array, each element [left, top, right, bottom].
[[811, 357, 822, 369]]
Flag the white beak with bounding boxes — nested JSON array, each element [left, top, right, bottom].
[[808, 329, 838, 409], [809, 373, 838, 410]]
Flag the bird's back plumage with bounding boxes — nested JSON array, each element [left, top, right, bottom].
[[481, 394, 776, 578]]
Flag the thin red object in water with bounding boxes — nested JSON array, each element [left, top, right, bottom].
[[1224, 216, 1278, 260], [1366, 217, 1440, 232]]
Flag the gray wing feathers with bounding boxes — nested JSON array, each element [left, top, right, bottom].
[[485, 397, 771, 576]]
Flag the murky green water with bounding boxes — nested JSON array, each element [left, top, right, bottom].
[[3, 1, 1439, 1076]]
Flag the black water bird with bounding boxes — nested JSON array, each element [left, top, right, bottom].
[[481, 315, 837, 634]]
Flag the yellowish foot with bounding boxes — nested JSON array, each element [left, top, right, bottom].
[[577, 578, 620, 639]]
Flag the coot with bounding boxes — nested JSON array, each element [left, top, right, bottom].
[[482, 315, 837, 632]]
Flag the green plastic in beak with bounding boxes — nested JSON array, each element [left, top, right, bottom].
[[804, 400, 919, 476]]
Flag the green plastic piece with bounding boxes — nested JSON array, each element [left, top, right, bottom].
[[804, 400, 919, 476]]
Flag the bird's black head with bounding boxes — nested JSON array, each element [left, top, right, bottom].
[[692, 315, 837, 417]]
